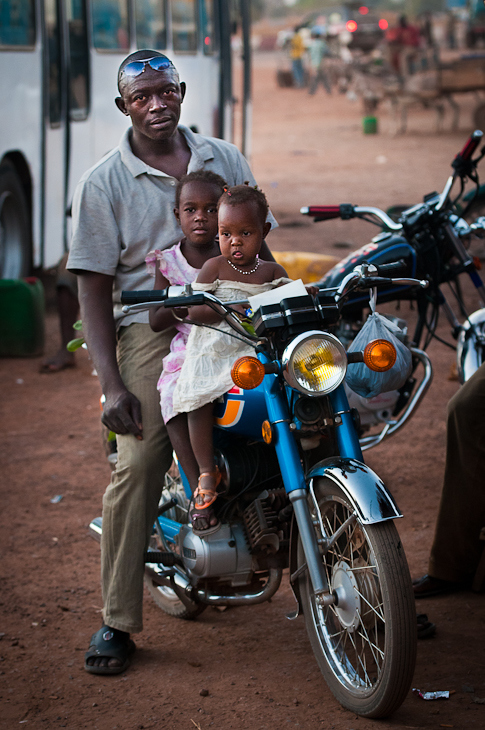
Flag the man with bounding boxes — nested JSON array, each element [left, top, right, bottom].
[[67, 50, 275, 674], [414, 364, 485, 598]]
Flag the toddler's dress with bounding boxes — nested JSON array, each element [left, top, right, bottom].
[[145, 243, 199, 423], [172, 278, 289, 414]]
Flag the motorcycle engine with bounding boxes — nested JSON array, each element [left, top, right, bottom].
[[179, 522, 253, 586], [178, 436, 289, 586]]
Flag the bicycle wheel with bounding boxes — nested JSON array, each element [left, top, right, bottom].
[[298, 477, 416, 718]]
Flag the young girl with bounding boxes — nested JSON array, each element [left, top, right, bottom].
[[146, 170, 227, 489], [172, 185, 289, 534]]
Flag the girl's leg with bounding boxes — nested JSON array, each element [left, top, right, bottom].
[[188, 402, 216, 472], [165, 414, 199, 491], [188, 403, 219, 530]]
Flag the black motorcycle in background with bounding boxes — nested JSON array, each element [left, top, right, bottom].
[[301, 130, 485, 449]]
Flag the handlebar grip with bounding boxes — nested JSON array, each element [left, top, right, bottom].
[[458, 130, 483, 161], [300, 204, 355, 221], [375, 259, 407, 276], [121, 289, 167, 305]]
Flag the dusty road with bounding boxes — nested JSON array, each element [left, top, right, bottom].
[[1, 52, 485, 729]]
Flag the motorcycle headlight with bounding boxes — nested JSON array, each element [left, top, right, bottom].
[[282, 332, 347, 396]]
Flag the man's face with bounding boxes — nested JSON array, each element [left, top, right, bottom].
[[116, 68, 185, 142]]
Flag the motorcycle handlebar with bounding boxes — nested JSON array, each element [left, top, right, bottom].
[[374, 260, 407, 276], [300, 205, 351, 220], [458, 129, 483, 162], [121, 289, 168, 305], [301, 204, 402, 230]]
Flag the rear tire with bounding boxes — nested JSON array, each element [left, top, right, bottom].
[[298, 478, 416, 718], [144, 458, 206, 620], [0, 160, 31, 279], [144, 572, 206, 619]]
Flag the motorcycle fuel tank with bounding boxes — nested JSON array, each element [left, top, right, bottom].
[[320, 233, 417, 313], [213, 384, 268, 441]]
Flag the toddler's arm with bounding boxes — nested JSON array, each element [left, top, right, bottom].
[[187, 258, 226, 324], [149, 264, 188, 332]]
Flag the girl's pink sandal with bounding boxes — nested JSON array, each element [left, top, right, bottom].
[[190, 468, 222, 536]]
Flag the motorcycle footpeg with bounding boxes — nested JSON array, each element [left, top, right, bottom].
[[144, 550, 182, 566]]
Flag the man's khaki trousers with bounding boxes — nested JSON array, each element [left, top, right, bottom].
[[101, 323, 175, 634], [429, 362, 485, 583]]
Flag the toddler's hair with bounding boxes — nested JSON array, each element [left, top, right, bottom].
[[218, 184, 269, 227], [175, 170, 227, 209]]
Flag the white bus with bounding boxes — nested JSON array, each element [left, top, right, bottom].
[[0, 0, 251, 279]]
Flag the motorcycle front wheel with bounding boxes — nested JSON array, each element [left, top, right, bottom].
[[297, 477, 416, 718]]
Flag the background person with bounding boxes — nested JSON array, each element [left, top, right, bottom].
[[67, 49, 276, 675], [413, 364, 485, 598], [307, 29, 332, 96], [289, 28, 306, 88], [39, 253, 80, 373]]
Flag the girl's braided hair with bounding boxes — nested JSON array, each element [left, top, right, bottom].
[[175, 170, 227, 208], [218, 183, 269, 226]]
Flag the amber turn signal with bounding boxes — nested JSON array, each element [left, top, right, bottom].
[[363, 339, 396, 372], [231, 356, 265, 389], [262, 420, 273, 444]]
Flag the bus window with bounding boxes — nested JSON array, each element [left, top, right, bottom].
[[0, 0, 36, 48], [170, 0, 197, 53], [67, 0, 89, 120], [45, 0, 62, 126], [92, 0, 129, 51], [200, 0, 214, 55], [136, 0, 166, 50]]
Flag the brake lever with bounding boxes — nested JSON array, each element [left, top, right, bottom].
[[359, 275, 428, 289]]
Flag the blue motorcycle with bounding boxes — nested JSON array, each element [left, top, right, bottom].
[[90, 264, 427, 718]]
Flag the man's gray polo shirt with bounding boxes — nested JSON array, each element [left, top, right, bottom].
[[67, 125, 276, 326]]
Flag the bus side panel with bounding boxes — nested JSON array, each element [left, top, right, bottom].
[[176, 56, 220, 138]]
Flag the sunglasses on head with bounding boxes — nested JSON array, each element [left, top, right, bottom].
[[121, 56, 174, 78]]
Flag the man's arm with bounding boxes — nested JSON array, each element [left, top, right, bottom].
[[78, 271, 143, 439]]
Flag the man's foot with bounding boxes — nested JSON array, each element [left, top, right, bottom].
[[84, 626, 135, 675], [413, 573, 467, 599], [190, 469, 221, 535], [39, 349, 75, 373]]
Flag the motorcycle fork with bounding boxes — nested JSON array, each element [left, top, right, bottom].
[[260, 365, 334, 607]]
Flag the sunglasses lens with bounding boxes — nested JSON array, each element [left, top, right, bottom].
[[123, 61, 145, 77], [148, 58, 172, 71]]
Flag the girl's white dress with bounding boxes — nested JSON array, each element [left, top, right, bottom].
[[172, 278, 289, 414]]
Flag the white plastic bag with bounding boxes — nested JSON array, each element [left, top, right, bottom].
[[345, 292, 412, 399]]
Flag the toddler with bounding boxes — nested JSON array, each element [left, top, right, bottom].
[[172, 185, 289, 534]]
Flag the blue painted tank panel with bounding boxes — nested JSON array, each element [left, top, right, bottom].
[[213, 385, 268, 441]]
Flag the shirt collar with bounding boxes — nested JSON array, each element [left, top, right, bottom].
[[119, 125, 215, 178]]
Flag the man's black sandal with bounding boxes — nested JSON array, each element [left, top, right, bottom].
[[84, 626, 136, 675]]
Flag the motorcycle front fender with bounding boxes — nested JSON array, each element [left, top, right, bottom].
[[286, 456, 402, 619], [457, 307, 485, 383], [306, 456, 402, 524]]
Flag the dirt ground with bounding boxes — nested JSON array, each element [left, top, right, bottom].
[[2, 51, 485, 730]]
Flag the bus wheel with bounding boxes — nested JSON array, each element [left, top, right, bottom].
[[0, 161, 31, 279]]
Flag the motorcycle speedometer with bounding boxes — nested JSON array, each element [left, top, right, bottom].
[[282, 331, 347, 396]]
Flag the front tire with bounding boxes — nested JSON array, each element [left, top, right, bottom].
[[0, 160, 31, 279], [298, 478, 416, 718]]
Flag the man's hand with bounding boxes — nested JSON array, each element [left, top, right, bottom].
[[102, 387, 143, 439], [77, 272, 145, 438]]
